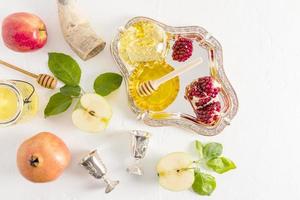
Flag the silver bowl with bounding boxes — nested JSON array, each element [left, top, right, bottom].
[[111, 16, 238, 136]]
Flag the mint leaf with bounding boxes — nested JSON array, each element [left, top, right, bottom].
[[207, 157, 236, 174], [60, 85, 81, 97], [195, 140, 204, 158], [203, 142, 223, 160], [48, 52, 81, 86], [44, 92, 72, 117], [192, 171, 216, 196], [94, 72, 123, 96]]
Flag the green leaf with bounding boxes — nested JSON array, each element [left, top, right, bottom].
[[60, 85, 81, 97], [195, 140, 204, 158], [94, 72, 123, 96], [206, 157, 236, 174], [203, 142, 223, 160], [192, 171, 216, 196], [48, 52, 81, 86], [44, 92, 73, 117]]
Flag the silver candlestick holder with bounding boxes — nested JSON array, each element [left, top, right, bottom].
[[127, 130, 151, 175], [80, 149, 119, 193]]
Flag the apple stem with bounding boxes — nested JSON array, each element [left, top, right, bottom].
[[89, 111, 96, 116], [39, 28, 46, 32], [29, 155, 39, 167], [177, 167, 195, 173], [193, 160, 202, 164]]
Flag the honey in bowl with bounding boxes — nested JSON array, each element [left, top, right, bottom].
[[0, 80, 39, 127], [13, 81, 39, 123], [129, 61, 179, 111], [0, 84, 20, 122], [118, 21, 168, 67]]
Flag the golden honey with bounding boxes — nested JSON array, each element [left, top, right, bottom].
[[0, 85, 19, 122], [14, 81, 39, 123], [119, 21, 168, 66], [0, 80, 39, 126], [149, 112, 173, 120], [129, 61, 179, 111]]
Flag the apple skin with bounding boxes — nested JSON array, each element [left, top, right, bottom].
[[2, 12, 47, 52], [16, 132, 71, 183]]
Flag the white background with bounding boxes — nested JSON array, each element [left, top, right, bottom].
[[0, 0, 299, 199]]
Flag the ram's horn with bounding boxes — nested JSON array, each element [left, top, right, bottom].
[[57, 0, 106, 60]]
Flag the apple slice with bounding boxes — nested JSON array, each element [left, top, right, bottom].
[[72, 93, 112, 132], [157, 152, 195, 191]]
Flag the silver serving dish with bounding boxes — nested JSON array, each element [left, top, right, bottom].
[[111, 16, 238, 136]]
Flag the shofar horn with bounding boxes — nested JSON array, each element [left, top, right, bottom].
[[57, 0, 106, 60]]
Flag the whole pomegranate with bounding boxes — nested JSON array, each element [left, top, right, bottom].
[[16, 132, 71, 183]]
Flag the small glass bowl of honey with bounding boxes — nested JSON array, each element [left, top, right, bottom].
[[0, 80, 39, 127]]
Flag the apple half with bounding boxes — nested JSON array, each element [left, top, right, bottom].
[[72, 93, 112, 132], [157, 152, 195, 191]]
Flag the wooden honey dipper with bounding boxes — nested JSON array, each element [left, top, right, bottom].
[[138, 57, 203, 97], [0, 59, 57, 89]]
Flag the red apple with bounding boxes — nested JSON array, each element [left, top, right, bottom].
[[16, 132, 71, 183], [2, 12, 47, 52]]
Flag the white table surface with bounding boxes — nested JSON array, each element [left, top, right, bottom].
[[0, 0, 299, 199]]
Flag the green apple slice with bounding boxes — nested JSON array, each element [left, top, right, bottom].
[[72, 93, 112, 132], [157, 152, 195, 191]]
